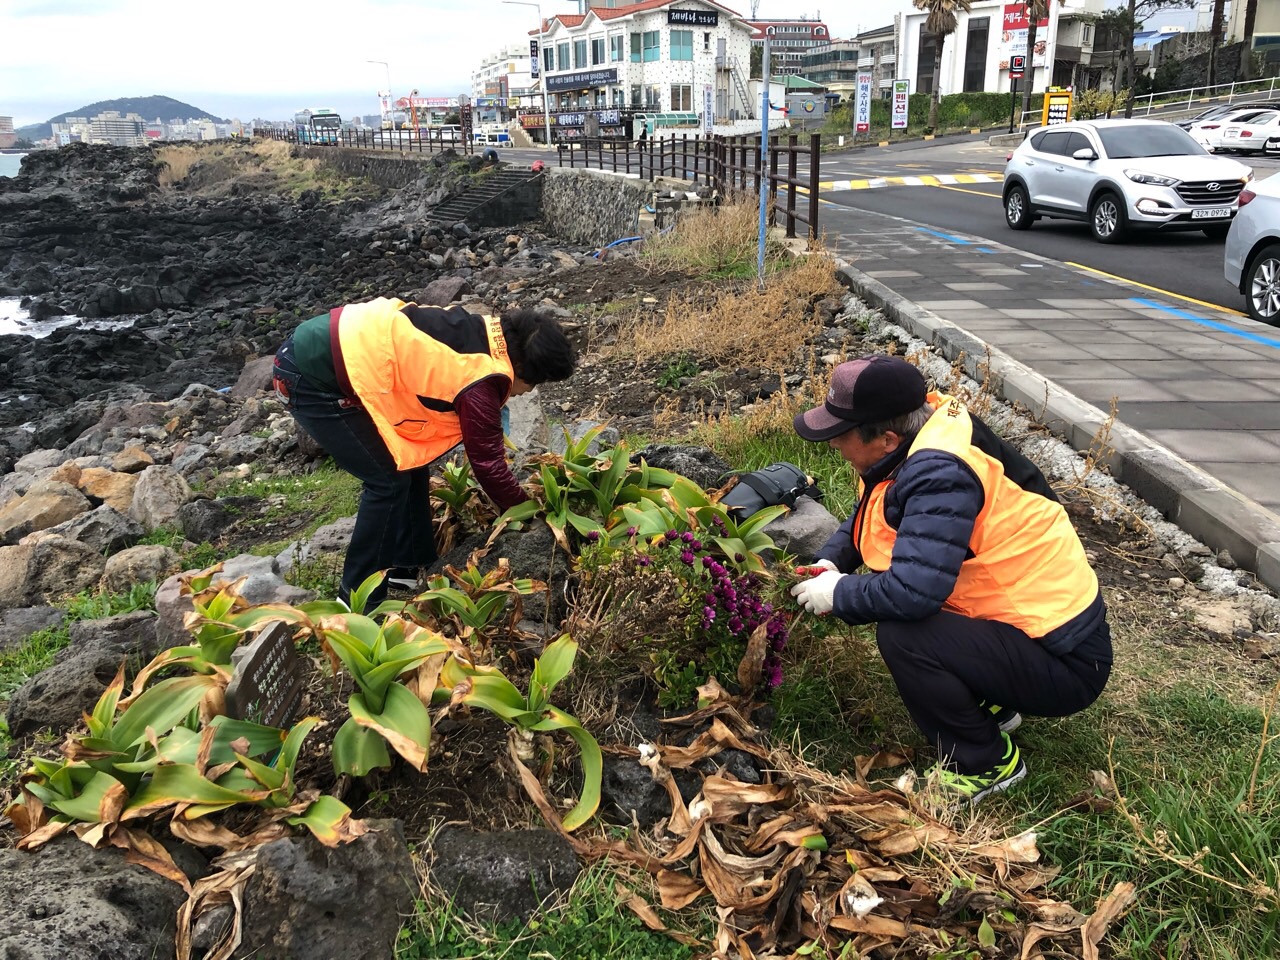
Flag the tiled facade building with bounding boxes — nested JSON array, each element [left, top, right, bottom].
[[746, 16, 831, 76], [528, 0, 756, 141]]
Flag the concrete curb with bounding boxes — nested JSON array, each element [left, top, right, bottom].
[[833, 258, 1280, 594]]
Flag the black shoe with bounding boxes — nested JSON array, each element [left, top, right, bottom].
[[385, 566, 423, 591]]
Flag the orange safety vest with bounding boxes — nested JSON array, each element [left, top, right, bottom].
[[335, 298, 514, 470], [853, 392, 1098, 638]]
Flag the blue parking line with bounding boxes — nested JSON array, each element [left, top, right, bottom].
[[916, 227, 974, 245], [977, 247, 1000, 254], [1129, 298, 1280, 349]]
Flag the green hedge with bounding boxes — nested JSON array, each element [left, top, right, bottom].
[[826, 90, 1048, 135]]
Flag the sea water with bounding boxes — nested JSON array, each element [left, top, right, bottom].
[[0, 297, 135, 338], [0, 154, 26, 178]]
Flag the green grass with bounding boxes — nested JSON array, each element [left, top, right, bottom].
[[213, 460, 361, 554], [0, 583, 158, 705], [397, 862, 699, 960]]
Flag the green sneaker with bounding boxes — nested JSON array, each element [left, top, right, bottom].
[[988, 703, 1022, 733], [931, 732, 1027, 805]]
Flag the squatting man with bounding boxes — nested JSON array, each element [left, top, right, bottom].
[[788, 355, 1113, 803]]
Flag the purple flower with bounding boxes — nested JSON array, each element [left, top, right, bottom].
[[735, 553, 746, 563], [764, 660, 784, 690], [728, 616, 744, 633], [690, 539, 703, 551], [704, 592, 716, 605], [703, 605, 716, 622], [681, 531, 695, 543], [587, 530, 601, 542], [627, 526, 638, 537], [665, 529, 679, 541], [637, 555, 652, 567], [680, 550, 695, 566]]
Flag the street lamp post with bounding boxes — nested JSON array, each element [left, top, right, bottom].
[[503, 0, 553, 148], [368, 60, 393, 128]]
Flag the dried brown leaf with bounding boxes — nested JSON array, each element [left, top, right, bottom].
[[1081, 881, 1137, 960]]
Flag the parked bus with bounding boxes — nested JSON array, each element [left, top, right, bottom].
[[294, 108, 342, 144]]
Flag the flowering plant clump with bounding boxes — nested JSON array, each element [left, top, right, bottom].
[[581, 525, 790, 707]]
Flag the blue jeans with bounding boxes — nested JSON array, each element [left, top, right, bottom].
[[273, 339, 436, 604]]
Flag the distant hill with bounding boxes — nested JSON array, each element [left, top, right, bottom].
[[16, 96, 228, 141]]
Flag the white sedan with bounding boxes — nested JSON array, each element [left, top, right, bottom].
[[1187, 108, 1275, 150], [1213, 109, 1280, 153]]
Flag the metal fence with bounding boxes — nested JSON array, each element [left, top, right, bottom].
[[555, 133, 822, 240], [253, 127, 475, 155]]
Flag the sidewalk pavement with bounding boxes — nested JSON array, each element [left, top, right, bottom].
[[828, 210, 1280, 595]]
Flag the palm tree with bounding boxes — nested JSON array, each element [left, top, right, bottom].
[[1207, 0, 1226, 86], [1019, 0, 1051, 126], [913, 0, 973, 131], [1239, 0, 1259, 80]]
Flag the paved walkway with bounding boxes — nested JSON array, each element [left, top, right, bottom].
[[826, 203, 1280, 593]]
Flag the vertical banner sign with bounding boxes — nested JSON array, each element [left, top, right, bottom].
[[855, 73, 873, 133], [530, 40, 540, 78], [703, 84, 713, 133], [1041, 88, 1072, 125], [891, 79, 910, 129]]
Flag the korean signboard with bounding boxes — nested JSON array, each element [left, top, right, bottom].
[[1000, 1, 1049, 69], [891, 79, 910, 130], [704, 84, 713, 133], [855, 73, 873, 133], [530, 39, 540, 78], [1009, 54, 1026, 79], [1041, 88, 1072, 126], [668, 8, 718, 26], [545, 67, 619, 93]]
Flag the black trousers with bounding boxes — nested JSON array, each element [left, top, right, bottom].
[[876, 610, 1112, 774], [273, 339, 436, 605]]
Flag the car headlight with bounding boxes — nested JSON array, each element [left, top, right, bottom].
[[1124, 169, 1179, 186]]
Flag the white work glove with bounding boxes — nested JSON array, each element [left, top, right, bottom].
[[790, 569, 845, 616]]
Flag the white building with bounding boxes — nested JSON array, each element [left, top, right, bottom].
[[471, 44, 535, 106], [526, 0, 756, 142], [897, 0, 1103, 100]]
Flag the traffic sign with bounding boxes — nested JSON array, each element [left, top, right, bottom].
[[1010, 54, 1026, 79]]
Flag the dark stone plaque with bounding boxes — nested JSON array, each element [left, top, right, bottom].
[[225, 620, 304, 729]]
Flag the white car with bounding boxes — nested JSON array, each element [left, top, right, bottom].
[[1224, 172, 1280, 324], [1003, 118, 1254, 243], [1214, 110, 1280, 153], [1186, 108, 1274, 149]]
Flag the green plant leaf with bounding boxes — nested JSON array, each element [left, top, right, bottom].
[[287, 795, 356, 844], [43, 770, 125, 823], [348, 682, 432, 770], [529, 706, 601, 831], [125, 762, 271, 819], [331, 716, 392, 777], [528, 636, 578, 713], [349, 569, 388, 614], [110, 675, 219, 749], [978, 916, 996, 948]]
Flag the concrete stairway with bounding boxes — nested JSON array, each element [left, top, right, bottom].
[[424, 168, 544, 226]]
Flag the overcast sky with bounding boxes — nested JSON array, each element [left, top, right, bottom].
[[2, 0, 1197, 128]]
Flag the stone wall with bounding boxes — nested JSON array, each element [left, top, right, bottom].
[[295, 146, 446, 190], [541, 168, 652, 246]]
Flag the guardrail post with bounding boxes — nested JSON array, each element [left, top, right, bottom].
[[785, 134, 798, 239], [768, 136, 779, 225], [807, 133, 820, 242], [647, 135, 655, 182]]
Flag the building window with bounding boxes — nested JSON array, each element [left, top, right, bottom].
[[671, 29, 693, 61], [963, 17, 990, 92], [916, 30, 937, 95], [631, 84, 642, 106], [1081, 23, 1093, 43], [630, 32, 641, 62], [544, 47, 554, 72], [645, 84, 662, 107], [613, 87, 625, 106], [574, 39, 587, 68], [611, 33, 625, 61], [557, 42, 571, 71], [643, 30, 660, 62], [704, 31, 711, 50], [671, 83, 693, 110], [591, 37, 605, 65]]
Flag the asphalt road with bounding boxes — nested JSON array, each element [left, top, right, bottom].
[[815, 139, 1280, 314]]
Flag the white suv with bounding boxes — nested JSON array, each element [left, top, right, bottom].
[[1003, 118, 1253, 243]]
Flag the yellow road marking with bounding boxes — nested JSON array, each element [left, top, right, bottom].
[[932, 183, 1003, 198], [1066, 261, 1247, 317], [816, 171, 1003, 192]]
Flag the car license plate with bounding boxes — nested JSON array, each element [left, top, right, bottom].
[[1192, 207, 1231, 219]]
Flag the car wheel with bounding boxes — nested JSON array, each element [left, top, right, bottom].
[[1202, 224, 1231, 240], [1090, 192, 1127, 244], [1246, 243, 1280, 325], [1005, 184, 1033, 230]]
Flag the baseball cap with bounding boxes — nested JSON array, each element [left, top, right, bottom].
[[794, 355, 927, 442]]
